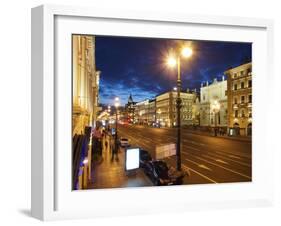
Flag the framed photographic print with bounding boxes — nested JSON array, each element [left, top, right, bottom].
[[31, 4, 274, 221]]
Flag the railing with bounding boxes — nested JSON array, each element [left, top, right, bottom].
[[72, 126, 92, 190]]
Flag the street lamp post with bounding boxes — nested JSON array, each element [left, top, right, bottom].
[[214, 111, 217, 136], [176, 56, 182, 171], [114, 97, 120, 154], [212, 100, 221, 137], [167, 46, 192, 171]]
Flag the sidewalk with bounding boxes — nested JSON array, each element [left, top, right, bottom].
[[88, 135, 153, 189]]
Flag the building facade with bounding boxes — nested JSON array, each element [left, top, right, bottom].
[[134, 99, 156, 126], [72, 35, 100, 136], [125, 94, 136, 124], [156, 91, 196, 127], [134, 99, 149, 125], [199, 77, 228, 130], [192, 95, 200, 126], [225, 62, 252, 136], [147, 99, 156, 126]]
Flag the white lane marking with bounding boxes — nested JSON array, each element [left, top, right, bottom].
[[228, 155, 242, 159], [183, 139, 205, 146], [184, 146, 201, 151], [166, 156, 216, 183], [183, 147, 251, 167], [182, 164, 217, 184], [198, 164, 213, 171], [194, 156, 251, 180], [214, 150, 251, 160], [185, 158, 213, 171], [215, 159, 229, 164], [199, 151, 251, 165]]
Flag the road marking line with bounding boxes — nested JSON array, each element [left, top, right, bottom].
[[201, 154, 232, 165], [198, 164, 212, 171], [214, 150, 251, 160], [202, 153, 251, 167], [183, 146, 201, 151], [215, 159, 229, 164], [182, 164, 217, 184], [228, 155, 241, 159], [184, 158, 213, 171], [182, 146, 251, 167], [183, 139, 205, 146], [194, 156, 251, 180]]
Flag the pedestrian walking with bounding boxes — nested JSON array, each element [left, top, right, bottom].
[[91, 125, 103, 164], [110, 134, 119, 162]]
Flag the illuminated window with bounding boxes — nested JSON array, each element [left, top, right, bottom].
[[241, 96, 245, 103], [248, 80, 252, 88], [248, 95, 252, 103], [247, 68, 251, 75]]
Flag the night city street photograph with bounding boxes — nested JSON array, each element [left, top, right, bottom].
[[72, 34, 252, 190]]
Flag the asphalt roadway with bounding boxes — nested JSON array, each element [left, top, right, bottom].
[[117, 124, 252, 185]]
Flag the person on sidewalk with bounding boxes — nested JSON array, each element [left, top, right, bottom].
[[91, 125, 103, 165], [110, 134, 119, 162]]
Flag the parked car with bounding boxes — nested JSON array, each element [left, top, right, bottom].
[[139, 149, 152, 167], [143, 160, 184, 186], [119, 137, 130, 147]]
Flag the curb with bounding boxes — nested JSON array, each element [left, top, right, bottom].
[[185, 130, 251, 143]]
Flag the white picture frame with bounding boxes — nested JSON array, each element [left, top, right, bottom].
[[31, 4, 274, 221]]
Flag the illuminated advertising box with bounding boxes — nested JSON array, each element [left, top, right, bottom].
[[125, 148, 140, 171]]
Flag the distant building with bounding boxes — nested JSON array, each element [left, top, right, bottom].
[[199, 77, 228, 130], [125, 94, 136, 123], [72, 35, 100, 136], [147, 99, 156, 126], [225, 62, 252, 136], [156, 90, 196, 127], [192, 94, 200, 126], [134, 99, 149, 125], [134, 99, 156, 126]]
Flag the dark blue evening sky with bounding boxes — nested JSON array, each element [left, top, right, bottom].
[[95, 36, 251, 106]]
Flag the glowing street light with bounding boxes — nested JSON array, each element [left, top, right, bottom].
[[167, 57, 177, 67], [166, 45, 193, 171], [181, 47, 193, 58], [113, 97, 120, 160]]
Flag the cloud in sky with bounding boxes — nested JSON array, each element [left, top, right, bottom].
[[95, 36, 252, 105]]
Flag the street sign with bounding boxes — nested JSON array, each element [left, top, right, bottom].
[[155, 143, 176, 159], [125, 147, 140, 171]]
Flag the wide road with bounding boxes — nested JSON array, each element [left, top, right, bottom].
[[118, 124, 252, 185]]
